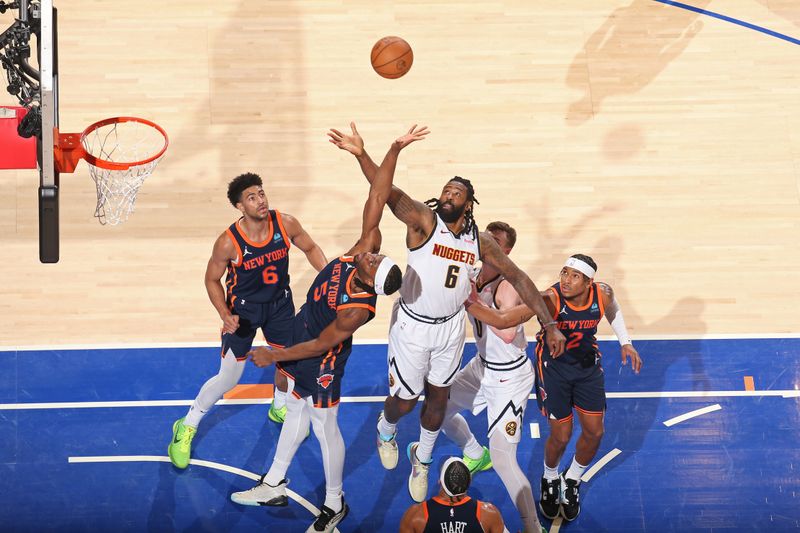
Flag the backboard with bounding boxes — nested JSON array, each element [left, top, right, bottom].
[[38, 0, 59, 263], [0, 0, 58, 262]]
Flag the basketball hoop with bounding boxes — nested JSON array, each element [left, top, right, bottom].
[[54, 116, 168, 225]]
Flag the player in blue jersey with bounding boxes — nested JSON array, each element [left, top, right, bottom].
[[476, 254, 642, 523], [399, 457, 505, 533], [230, 124, 428, 533], [167, 172, 327, 469]]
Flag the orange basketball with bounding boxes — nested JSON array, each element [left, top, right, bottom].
[[371, 36, 413, 79]]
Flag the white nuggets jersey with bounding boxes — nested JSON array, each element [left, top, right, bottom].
[[399, 213, 481, 319], [468, 275, 528, 369]]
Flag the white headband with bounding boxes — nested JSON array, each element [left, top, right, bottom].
[[440, 457, 469, 497], [374, 257, 398, 296], [564, 257, 596, 278]]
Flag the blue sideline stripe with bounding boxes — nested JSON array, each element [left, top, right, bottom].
[[654, 0, 800, 46]]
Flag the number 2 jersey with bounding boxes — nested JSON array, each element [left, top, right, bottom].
[[535, 282, 606, 368], [224, 211, 290, 305]]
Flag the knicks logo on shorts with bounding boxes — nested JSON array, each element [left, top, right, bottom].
[[317, 374, 334, 389], [505, 421, 517, 436], [388, 373, 395, 388], [538, 386, 547, 401]]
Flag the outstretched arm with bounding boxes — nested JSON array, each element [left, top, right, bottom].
[[348, 125, 429, 255], [248, 307, 369, 367], [280, 212, 327, 271], [466, 288, 555, 330], [329, 122, 435, 240], [467, 300, 533, 330], [598, 282, 642, 374], [478, 232, 566, 356]]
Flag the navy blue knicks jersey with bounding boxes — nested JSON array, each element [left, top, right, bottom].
[[225, 211, 291, 305], [422, 496, 484, 533], [536, 282, 606, 367], [294, 256, 377, 352]]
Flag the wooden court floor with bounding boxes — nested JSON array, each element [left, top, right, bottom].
[[1, 0, 799, 346]]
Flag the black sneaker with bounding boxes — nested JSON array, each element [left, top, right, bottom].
[[307, 499, 349, 533], [539, 475, 561, 520], [559, 472, 580, 521]]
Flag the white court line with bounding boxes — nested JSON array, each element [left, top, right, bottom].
[[581, 448, 623, 483], [68, 455, 339, 532], [549, 448, 623, 532], [663, 404, 722, 427], [3, 332, 800, 351], [529, 422, 540, 439], [0, 391, 794, 411]]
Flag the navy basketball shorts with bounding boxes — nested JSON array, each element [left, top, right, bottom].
[[221, 288, 295, 360], [535, 357, 606, 422], [278, 348, 351, 409]]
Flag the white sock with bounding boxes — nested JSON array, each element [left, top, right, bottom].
[[377, 412, 397, 440], [463, 435, 484, 461], [490, 431, 542, 533], [543, 460, 560, 481], [264, 394, 310, 486], [565, 456, 588, 482], [441, 409, 478, 453], [416, 426, 440, 464], [273, 388, 287, 410], [309, 404, 345, 513], [184, 350, 245, 428]]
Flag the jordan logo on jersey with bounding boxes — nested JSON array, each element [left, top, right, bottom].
[[317, 374, 334, 389], [243, 246, 252, 257]]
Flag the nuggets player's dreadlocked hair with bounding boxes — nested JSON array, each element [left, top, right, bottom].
[[425, 176, 480, 235]]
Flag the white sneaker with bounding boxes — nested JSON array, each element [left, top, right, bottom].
[[230, 476, 289, 507], [407, 442, 430, 503], [376, 412, 398, 470]]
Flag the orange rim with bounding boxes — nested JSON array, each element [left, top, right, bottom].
[[80, 116, 169, 171]]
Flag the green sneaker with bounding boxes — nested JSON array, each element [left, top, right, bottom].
[[268, 403, 287, 424], [167, 417, 196, 469], [463, 446, 493, 474]]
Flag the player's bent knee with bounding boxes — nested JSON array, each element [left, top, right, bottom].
[[583, 426, 604, 442], [549, 429, 572, 449]]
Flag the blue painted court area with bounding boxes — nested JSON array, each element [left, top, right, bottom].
[[1, 338, 799, 532]]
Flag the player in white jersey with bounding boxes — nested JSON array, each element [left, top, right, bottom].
[[441, 221, 544, 533], [328, 123, 566, 503]]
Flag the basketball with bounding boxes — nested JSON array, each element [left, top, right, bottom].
[[371, 36, 413, 79]]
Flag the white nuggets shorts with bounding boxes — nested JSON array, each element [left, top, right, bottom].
[[447, 355, 535, 443], [387, 300, 466, 399]]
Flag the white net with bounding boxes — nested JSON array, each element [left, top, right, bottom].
[[81, 119, 167, 225]]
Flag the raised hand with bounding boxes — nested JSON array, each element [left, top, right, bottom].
[[393, 124, 429, 150], [328, 122, 364, 156]]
